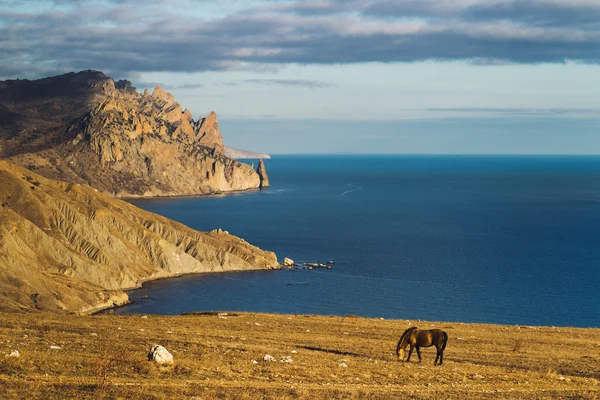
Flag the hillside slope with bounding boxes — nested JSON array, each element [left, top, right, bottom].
[[0, 161, 278, 313], [0, 312, 598, 399]]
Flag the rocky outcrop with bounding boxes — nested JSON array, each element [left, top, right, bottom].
[[0, 161, 279, 313], [0, 71, 267, 197], [256, 159, 270, 188], [224, 146, 271, 159], [196, 111, 225, 154]]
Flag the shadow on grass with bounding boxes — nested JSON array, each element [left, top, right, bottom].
[[298, 345, 365, 358]]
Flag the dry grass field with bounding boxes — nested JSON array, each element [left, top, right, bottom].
[[0, 312, 599, 399]]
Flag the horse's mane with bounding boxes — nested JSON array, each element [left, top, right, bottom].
[[396, 326, 418, 353]]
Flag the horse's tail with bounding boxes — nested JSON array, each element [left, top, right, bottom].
[[441, 331, 448, 352]]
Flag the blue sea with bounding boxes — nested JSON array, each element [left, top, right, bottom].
[[116, 155, 600, 328]]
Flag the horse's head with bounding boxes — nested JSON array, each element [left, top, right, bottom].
[[397, 346, 405, 361], [396, 326, 417, 361]]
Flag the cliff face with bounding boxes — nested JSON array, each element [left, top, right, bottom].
[[0, 161, 279, 313], [0, 70, 266, 197]]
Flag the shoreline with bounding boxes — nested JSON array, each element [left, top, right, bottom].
[[116, 186, 266, 200], [82, 265, 282, 316]]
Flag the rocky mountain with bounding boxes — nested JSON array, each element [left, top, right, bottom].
[[0, 70, 269, 197], [224, 146, 271, 159], [0, 160, 279, 313]]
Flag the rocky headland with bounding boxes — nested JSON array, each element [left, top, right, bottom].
[[0, 70, 269, 197], [0, 160, 279, 314], [224, 146, 271, 160]]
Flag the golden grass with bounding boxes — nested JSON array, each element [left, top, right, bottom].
[[0, 312, 599, 399]]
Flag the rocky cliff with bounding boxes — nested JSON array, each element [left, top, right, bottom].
[[0, 161, 279, 313], [0, 70, 268, 197], [256, 159, 270, 188]]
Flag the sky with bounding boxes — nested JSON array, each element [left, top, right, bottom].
[[1, 0, 599, 154]]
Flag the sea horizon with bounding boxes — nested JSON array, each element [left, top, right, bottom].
[[114, 154, 600, 328]]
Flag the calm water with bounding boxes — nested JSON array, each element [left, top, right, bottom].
[[116, 155, 600, 327]]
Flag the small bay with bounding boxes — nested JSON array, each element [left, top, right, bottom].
[[116, 155, 600, 327]]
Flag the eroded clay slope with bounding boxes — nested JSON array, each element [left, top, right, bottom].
[[0, 161, 278, 313]]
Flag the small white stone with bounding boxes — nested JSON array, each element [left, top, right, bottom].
[[252, 360, 258, 364], [339, 362, 348, 368], [49, 345, 62, 350], [90, 333, 98, 336], [263, 354, 276, 362], [6, 350, 20, 358], [291, 350, 297, 354], [141, 315, 148, 319]]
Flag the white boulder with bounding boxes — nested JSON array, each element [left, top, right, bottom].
[[283, 257, 295, 266], [148, 344, 174, 365], [263, 354, 276, 362]]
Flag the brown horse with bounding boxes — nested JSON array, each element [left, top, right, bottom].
[[396, 326, 448, 365]]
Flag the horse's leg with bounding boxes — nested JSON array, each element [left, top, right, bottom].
[[439, 349, 444, 365], [416, 346, 422, 362], [407, 345, 414, 362], [434, 345, 440, 365]]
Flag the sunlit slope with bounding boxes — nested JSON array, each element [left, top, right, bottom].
[[0, 161, 278, 313]]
